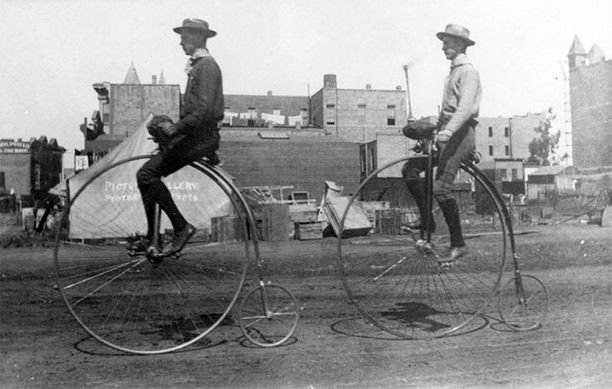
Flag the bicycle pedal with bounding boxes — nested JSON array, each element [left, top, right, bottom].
[[145, 246, 165, 265]]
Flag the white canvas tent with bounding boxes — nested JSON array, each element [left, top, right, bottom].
[[51, 115, 231, 239]]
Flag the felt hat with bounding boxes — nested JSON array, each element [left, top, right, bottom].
[[436, 24, 475, 46], [173, 18, 217, 37]]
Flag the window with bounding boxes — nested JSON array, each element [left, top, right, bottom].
[[368, 147, 377, 172], [34, 163, 41, 190], [222, 107, 232, 126], [102, 103, 110, 123], [505, 145, 510, 156], [512, 168, 518, 180], [248, 107, 256, 127], [387, 105, 396, 126], [489, 145, 493, 156], [360, 147, 367, 175], [326, 104, 335, 125], [357, 104, 366, 124], [0, 172, 5, 189], [488, 126, 493, 137], [500, 169, 507, 181], [504, 127, 509, 137]]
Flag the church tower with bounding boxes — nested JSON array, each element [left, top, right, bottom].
[[567, 35, 588, 69], [123, 61, 141, 84], [567, 35, 612, 169]]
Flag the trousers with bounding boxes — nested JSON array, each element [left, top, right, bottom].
[[136, 129, 220, 236]]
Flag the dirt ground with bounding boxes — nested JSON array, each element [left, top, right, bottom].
[[1, 221, 611, 389]]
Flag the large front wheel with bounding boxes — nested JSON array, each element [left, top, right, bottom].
[[336, 157, 507, 339], [53, 156, 250, 354]]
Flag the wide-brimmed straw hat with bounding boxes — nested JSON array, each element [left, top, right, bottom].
[[436, 24, 475, 46], [173, 18, 217, 37]]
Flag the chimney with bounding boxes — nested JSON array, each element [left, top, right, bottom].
[[324, 74, 337, 88], [396, 85, 402, 91], [267, 90, 272, 96], [365, 84, 372, 90], [152, 75, 157, 85]]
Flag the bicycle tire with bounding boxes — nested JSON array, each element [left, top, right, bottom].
[[53, 155, 251, 354], [238, 282, 300, 347], [336, 157, 507, 339], [498, 274, 548, 331]]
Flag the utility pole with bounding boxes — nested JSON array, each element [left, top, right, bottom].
[[558, 60, 572, 166], [403, 64, 414, 120]]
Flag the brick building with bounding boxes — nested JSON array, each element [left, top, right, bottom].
[[477, 113, 545, 162], [85, 63, 180, 159], [567, 35, 612, 170], [223, 93, 309, 127], [0, 137, 64, 206], [219, 130, 361, 201], [310, 74, 408, 141]]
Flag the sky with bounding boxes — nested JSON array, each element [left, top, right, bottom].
[[1, 0, 611, 153]]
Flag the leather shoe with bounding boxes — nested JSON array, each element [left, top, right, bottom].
[[437, 245, 469, 264], [161, 224, 196, 257], [127, 237, 150, 256]]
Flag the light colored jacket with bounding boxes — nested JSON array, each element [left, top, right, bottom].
[[438, 53, 481, 138]]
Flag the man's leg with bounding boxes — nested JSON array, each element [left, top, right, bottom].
[[434, 125, 475, 262], [402, 157, 435, 238], [137, 153, 193, 256], [155, 130, 220, 255]]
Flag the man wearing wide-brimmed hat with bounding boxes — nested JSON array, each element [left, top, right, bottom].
[[402, 23, 481, 263], [132, 18, 225, 259]]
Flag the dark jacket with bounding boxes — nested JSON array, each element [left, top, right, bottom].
[[175, 55, 224, 136]]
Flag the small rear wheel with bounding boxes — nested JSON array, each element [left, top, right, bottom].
[[498, 274, 548, 331], [238, 283, 300, 347]]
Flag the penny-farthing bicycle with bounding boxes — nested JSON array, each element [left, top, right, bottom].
[[336, 129, 548, 339], [53, 155, 299, 354]]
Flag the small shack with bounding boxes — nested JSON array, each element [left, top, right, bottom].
[[526, 165, 580, 201]]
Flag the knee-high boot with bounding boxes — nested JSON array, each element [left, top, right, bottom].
[[140, 180, 187, 233], [406, 178, 436, 236], [436, 197, 465, 247]]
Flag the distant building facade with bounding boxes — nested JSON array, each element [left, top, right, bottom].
[[220, 130, 361, 201], [310, 74, 408, 141], [567, 35, 612, 170], [477, 113, 545, 163], [223, 92, 309, 128], [0, 137, 64, 206], [75, 65, 559, 200], [85, 63, 180, 160]]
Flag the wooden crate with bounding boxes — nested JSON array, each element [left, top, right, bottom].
[[211, 216, 242, 242], [261, 203, 290, 241], [375, 209, 401, 234], [289, 203, 318, 223], [294, 222, 323, 240]]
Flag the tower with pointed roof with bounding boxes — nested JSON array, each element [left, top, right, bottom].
[[123, 61, 141, 84], [567, 35, 612, 170], [86, 63, 180, 156], [588, 44, 606, 65], [567, 35, 587, 69]]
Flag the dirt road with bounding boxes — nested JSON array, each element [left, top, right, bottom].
[[1, 223, 611, 388]]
